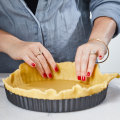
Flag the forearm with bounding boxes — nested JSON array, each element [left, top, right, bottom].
[[89, 17, 117, 45], [0, 30, 22, 53]]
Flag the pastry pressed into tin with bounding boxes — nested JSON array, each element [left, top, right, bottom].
[[3, 62, 119, 112]]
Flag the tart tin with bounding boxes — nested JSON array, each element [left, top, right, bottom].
[[5, 87, 108, 113]]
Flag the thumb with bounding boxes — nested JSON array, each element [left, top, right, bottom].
[[97, 49, 106, 60]]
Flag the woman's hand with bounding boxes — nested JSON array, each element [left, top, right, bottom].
[[75, 17, 116, 81], [0, 30, 58, 78], [8, 40, 59, 78], [75, 40, 107, 81]]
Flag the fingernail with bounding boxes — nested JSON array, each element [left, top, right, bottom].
[[82, 76, 86, 81], [43, 73, 47, 78], [77, 76, 81, 80], [99, 55, 102, 59], [49, 73, 52, 78], [87, 72, 90, 77], [55, 66, 59, 72], [31, 63, 36, 67]]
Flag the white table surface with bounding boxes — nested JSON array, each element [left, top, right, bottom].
[[0, 73, 120, 120]]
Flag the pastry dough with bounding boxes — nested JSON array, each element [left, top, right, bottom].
[[3, 62, 119, 100]]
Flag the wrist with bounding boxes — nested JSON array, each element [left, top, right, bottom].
[[88, 35, 110, 45], [0, 30, 22, 54], [88, 38, 108, 46], [89, 17, 116, 46]]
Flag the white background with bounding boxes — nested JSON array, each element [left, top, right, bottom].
[[99, 34, 120, 73]]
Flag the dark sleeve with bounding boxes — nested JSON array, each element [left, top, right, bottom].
[[90, 0, 120, 37]]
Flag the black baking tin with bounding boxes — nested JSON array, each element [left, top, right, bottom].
[[5, 87, 108, 113]]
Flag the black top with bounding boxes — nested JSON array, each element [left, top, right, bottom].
[[24, 0, 38, 14]]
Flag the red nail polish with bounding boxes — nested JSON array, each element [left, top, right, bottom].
[[32, 63, 36, 67], [99, 55, 102, 59], [43, 73, 47, 78], [87, 72, 90, 77], [82, 76, 86, 81], [78, 76, 81, 80], [49, 73, 52, 78], [55, 66, 59, 72]]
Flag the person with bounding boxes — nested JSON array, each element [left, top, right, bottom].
[[0, 0, 120, 81]]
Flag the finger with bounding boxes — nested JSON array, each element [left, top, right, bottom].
[[75, 47, 82, 80], [87, 54, 97, 77], [37, 54, 53, 79], [98, 48, 105, 60], [31, 45, 59, 72], [80, 50, 90, 81], [43, 49, 59, 72], [27, 52, 47, 78], [29, 47, 47, 77], [36, 63, 47, 78], [30, 46, 41, 57], [31, 46, 58, 75], [22, 55, 36, 68]]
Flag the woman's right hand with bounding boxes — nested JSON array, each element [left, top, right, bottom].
[[0, 30, 59, 78], [10, 41, 59, 78]]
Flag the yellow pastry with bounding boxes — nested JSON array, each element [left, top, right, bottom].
[[3, 62, 119, 100]]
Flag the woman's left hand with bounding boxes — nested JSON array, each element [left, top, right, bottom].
[[75, 40, 107, 81]]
